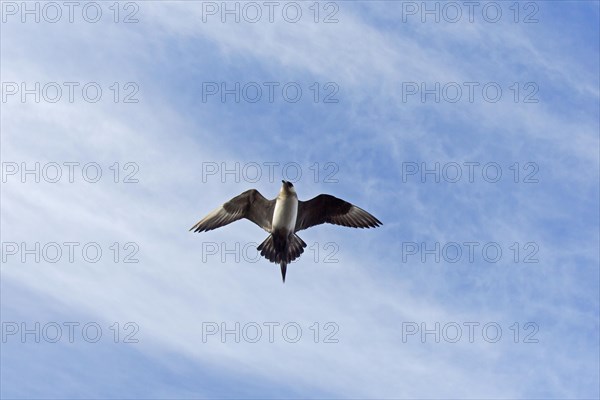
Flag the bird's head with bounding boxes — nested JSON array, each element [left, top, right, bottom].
[[280, 180, 296, 195]]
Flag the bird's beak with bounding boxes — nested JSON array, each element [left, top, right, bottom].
[[281, 180, 285, 184]]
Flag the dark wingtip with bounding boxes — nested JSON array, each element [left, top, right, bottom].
[[363, 218, 382, 229], [190, 225, 202, 232]]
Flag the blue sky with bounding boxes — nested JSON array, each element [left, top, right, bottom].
[[1, 1, 599, 398]]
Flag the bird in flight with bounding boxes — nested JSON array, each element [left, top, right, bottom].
[[190, 181, 382, 282]]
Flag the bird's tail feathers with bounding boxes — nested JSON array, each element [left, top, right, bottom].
[[280, 262, 287, 283], [257, 233, 306, 282]]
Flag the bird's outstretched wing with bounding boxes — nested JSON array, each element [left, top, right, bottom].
[[190, 189, 275, 233], [295, 194, 382, 232]]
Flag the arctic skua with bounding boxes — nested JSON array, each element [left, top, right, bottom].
[[190, 181, 382, 282]]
